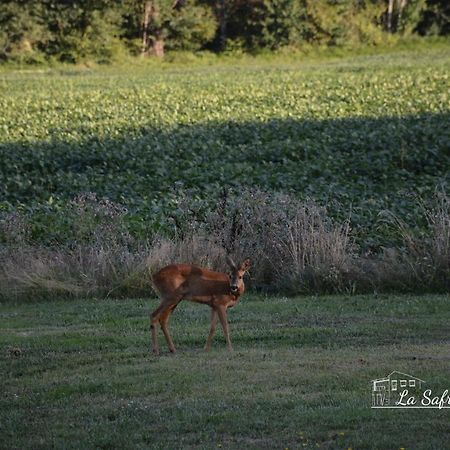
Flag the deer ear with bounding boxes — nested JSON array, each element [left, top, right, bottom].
[[226, 255, 237, 270], [241, 258, 251, 271]]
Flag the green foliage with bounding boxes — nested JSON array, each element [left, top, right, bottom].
[[228, 0, 393, 50], [224, 0, 449, 50], [56, 7, 125, 63], [397, 0, 428, 35], [247, 0, 313, 49], [318, 0, 387, 46], [0, 0, 217, 62], [166, 1, 218, 51], [416, 0, 450, 35], [0, 0, 127, 63], [0, 1, 50, 62], [0, 0, 448, 63]]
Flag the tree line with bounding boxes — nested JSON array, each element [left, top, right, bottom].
[[0, 0, 448, 63]]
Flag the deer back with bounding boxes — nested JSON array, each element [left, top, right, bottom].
[[152, 264, 231, 299]]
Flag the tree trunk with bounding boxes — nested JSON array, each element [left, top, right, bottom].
[[397, 0, 408, 30], [141, 0, 164, 57], [387, 0, 395, 32], [142, 1, 152, 55], [219, 0, 227, 51], [152, 35, 164, 57]]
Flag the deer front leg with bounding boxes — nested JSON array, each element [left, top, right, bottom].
[[204, 308, 218, 352], [217, 306, 233, 352]]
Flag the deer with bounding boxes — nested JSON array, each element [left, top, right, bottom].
[[150, 256, 251, 355]]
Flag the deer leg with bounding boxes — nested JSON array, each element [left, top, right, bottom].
[[204, 308, 218, 352], [217, 306, 233, 352], [159, 306, 176, 353], [150, 303, 166, 356]]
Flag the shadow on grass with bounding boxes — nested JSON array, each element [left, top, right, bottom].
[[1, 112, 449, 231]]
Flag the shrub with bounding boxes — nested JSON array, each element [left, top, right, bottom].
[[170, 189, 356, 293], [357, 192, 450, 293], [166, 1, 217, 51], [0, 190, 448, 300]]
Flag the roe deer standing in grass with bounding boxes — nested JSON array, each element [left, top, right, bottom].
[[150, 256, 251, 355]]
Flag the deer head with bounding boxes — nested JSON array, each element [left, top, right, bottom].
[[227, 256, 251, 295]]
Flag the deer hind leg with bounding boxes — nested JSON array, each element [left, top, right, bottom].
[[150, 303, 165, 356], [217, 306, 233, 352], [159, 305, 177, 353], [151, 297, 180, 355], [204, 308, 218, 352]]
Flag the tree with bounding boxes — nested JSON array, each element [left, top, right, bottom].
[[0, 0, 448, 63], [416, 0, 450, 35], [0, 1, 49, 62], [140, 0, 216, 57], [141, 1, 165, 56], [224, 0, 386, 50]]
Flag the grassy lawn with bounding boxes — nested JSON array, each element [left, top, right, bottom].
[[1, 294, 449, 449]]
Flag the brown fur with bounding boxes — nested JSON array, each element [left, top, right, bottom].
[[150, 258, 251, 355]]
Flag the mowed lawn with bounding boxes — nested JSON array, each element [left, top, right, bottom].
[[1, 294, 449, 449]]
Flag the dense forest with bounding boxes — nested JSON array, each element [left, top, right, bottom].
[[0, 0, 449, 63]]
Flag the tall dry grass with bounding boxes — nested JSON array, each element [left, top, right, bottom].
[[199, 190, 356, 292], [0, 245, 152, 300], [357, 192, 450, 293], [0, 190, 448, 300]]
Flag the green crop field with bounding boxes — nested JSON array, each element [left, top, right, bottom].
[[1, 293, 449, 449], [1, 46, 449, 246]]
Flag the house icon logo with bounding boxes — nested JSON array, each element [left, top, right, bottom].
[[371, 371, 425, 408]]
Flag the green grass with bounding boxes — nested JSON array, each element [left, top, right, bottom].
[[1, 294, 449, 449], [1, 45, 449, 244]]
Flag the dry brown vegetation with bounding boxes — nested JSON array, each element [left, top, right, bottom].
[[0, 190, 448, 301]]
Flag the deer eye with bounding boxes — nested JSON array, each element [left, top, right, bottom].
[[229, 274, 232, 279]]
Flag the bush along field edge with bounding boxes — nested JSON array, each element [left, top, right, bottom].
[[0, 189, 448, 301]]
